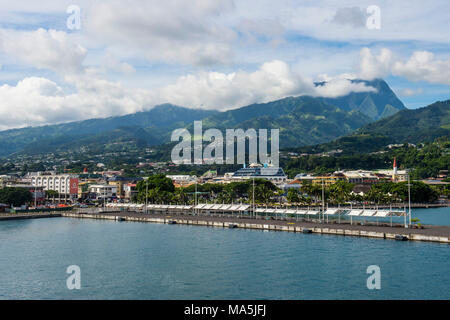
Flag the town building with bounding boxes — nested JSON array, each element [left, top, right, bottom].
[[108, 176, 143, 199], [376, 169, 409, 182], [311, 175, 346, 186], [27, 172, 79, 202], [166, 175, 197, 187], [341, 170, 379, 184], [124, 183, 138, 201], [88, 185, 118, 200]]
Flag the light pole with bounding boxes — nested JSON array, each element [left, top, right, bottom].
[[408, 171, 412, 227], [252, 177, 255, 218], [195, 179, 197, 215], [103, 183, 106, 212], [145, 177, 148, 214], [34, 185, 37, 207], [321, 178, 325, 223]]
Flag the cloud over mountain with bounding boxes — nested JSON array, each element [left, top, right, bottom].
[[358, 48, 450, 85]]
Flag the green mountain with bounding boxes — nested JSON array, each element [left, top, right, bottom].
[[0, 79, 406, 157], [199, 95, 371, 147], [296, 99, 450, 154], [317, 79, 406, 120], [0, 104, 218, 157]]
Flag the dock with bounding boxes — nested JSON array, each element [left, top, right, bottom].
[[62, 211, 450, 244]]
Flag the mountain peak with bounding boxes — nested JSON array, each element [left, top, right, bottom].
[[317, 78, 405, 120]]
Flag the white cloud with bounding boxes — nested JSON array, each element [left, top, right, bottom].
[[314, 78, 377, 98], [0, 60, 379, 130], [157, 60, 378, 109], [278, 0, 450, 44], [0, 76, 152, 130], [357, 47, 394, 80], [393, 51, 450, 85], [0, 28, 86, 73], [357, 48, 450, 85], [157, 60, 314, 110], [84, 0, 236, 66]]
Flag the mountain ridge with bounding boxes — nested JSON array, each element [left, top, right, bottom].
[[0, 79, 407, 157], [293, 99, 450, 154]]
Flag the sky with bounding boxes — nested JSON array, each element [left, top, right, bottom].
[[0, 0, 449, 130]]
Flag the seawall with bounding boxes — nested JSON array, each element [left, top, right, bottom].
[[62, 212, 450, 244]]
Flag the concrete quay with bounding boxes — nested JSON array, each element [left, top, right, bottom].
[[0, 212, 62, 221], [62, 211, 450, 244]]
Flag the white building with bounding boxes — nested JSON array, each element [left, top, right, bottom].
[[166, 175, 197, 185], [341, 170, 379, 184], [89, 185, 118, 199], [28, 172, 79, 200], [376, 169, 409, 182]]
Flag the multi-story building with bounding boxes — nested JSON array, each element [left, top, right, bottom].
[[28, 172, 79, 202], [124, 183, 138, 201], [88, 185, 118, 200], [108, 176, 143, 199]]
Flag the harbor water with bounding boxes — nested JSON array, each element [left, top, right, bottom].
[[0, 207, 449, 299]]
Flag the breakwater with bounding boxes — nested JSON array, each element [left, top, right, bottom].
[[0, 212, 62, 221], [63, 211, 450, 244]]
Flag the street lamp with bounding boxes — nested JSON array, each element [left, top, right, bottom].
[[252, 177, 255, 218], [321, 178, 325, 223], [145, 177, 148, 214], [408, 171, 412, 227]]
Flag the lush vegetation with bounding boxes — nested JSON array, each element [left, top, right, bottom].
[[358, 100, 450, 144], [0, 187, 32, 207], [135, 174, 176, 204], [0, 104, 217, 157], [135, 176, 280, 205], [368, 181, 439, 203], [0, 79, 405, 159], [284, 138, 450, 179], [132, 175, 440, 206]]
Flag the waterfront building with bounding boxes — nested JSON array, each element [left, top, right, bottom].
[[27, 172, 79, 202], [88, 184, 118, 200], [108, 176, 143, 199], [124, 183, 138, 201]]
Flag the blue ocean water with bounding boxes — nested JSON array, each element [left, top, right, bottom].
[[0, 208, 449, 300]]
